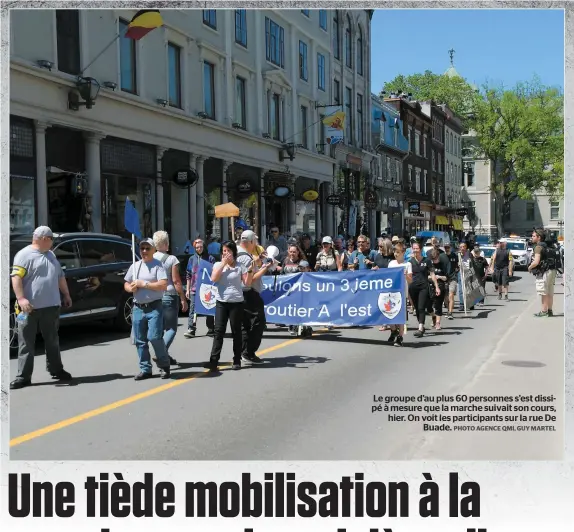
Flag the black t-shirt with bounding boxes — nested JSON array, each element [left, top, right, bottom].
[[446, 251, 459, 280], [494, 249, 511, 269], [302, 245, 318, 270], [410, 256, 434, 287], [374, 254, 394, 269], [472, 256, 488, 279], [430, 257, 448, 291]]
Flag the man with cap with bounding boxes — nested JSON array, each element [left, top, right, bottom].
[[124, 238, 171, 380], [237, 230, 274, 364], [10, 226, 73, 390], [300, 233, 318, 270]]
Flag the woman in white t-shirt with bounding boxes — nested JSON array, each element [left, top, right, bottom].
[[386, 241, 412, 347]]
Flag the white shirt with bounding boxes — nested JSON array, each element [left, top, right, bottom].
[[388, 259, 413, 275]]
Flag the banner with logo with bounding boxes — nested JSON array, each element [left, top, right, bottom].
[[459, 255, 486, 310], [195, 259, 407, 326], [322, 105, 346, 145]]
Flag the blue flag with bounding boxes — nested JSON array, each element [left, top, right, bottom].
[[124, 197, 141, 238]]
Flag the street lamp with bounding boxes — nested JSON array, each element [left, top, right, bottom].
[[68, 77, 101, 111]]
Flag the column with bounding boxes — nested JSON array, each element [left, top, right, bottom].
[[290, 23, 299, 142], [288, 192, 296, 236], [224, 10, 234, 127], [196, 156, 206, 239], [259, 168, 266, 245], [156, 146, 167, 231], [254, 10, 264, 134], [315, 180, 322, 239], [34, 121, 49, 226], [222, 161, 232, 239], [83, 131, 105, 233], [188, 153, 197, 239]]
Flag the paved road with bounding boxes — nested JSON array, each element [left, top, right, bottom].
[[9, 273, 564, 460]]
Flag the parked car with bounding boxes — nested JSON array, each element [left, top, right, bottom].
[[480, 245, 497, 280], [9, 232, 140, 356]]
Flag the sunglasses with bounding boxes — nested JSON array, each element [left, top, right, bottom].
[[322, 242, 331, 246], [140, 246, 152, 251], [358, 241, 367, 244]]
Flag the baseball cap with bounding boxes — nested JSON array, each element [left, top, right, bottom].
[[33, 226, 53, 239], [139, 238, 155, 248], [391, 236, 399, 243], [301, 233, 311, 240], [240, 230, 258, 242], [322, 236, 333, 244], [299, 260, 310, 269]]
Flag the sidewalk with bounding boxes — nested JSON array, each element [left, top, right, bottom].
[[412, 279, 564, 460]]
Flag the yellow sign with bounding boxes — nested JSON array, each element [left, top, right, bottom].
[[302, 189, 319, 202]]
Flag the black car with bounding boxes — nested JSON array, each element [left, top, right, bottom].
[[9, 232, 140, 355]]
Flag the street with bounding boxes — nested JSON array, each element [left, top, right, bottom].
[[9, 274, 564, 461]]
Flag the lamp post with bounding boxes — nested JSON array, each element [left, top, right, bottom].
[[68, 77, 101, 111]]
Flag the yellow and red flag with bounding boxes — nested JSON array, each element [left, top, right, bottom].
[[124, 10, 163, 40]]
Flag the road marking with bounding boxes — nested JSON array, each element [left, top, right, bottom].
[[10, 335, 308, 447]]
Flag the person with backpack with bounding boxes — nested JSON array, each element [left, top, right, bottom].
[[153, 231, 188, 366], [488, 240, 514, 301], [528, 228, 557, 317]]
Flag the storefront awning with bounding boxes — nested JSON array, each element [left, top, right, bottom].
[[453, 219, 464, 230], [435, 215, 449, 225]]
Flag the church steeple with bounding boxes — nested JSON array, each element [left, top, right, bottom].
[[444, 48, 461, 78], [448, 48, 455, 66]]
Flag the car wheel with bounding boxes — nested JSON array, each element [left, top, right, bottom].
[[114, 293, 133, 331], [9, 312, 18, 358]]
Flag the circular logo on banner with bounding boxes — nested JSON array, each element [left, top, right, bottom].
[[302, 189, 319, 202], [199, 284, 218, 310], [378, 291, 403, 319]]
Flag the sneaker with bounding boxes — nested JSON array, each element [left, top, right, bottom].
[[242, 354, 263, 364], [169, 356, 178, 366], [203, 361, 219, 372], [134, 372, 153, 381], [183, 329, 195, 339], [504, 295, 509, 301], [289, 327, 297, 336], [447, 313, 454, 320], [206, 329, 215, 337], [533, 311, 549, 318], [159, 368, 171, 379], [394, 335, 403, 347], [413, 328, 425, 338], [51, 370, 72, 381], [232, 363, 241, 370], [498, 293, 502, 300], [548, 309, 554, 317], [387, 330, 399, 344], [10, 378, 31, 390]]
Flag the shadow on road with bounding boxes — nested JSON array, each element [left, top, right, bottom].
[[248, 354, 330, 369], [441, 326, 473, 331], [32, 372, 134, 387], [403, 340, 449, 348]]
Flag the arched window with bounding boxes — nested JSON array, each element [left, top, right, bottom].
[[345, 15, 352, 68], [357, 26, 363, 75], [333, 11, 340, 60]]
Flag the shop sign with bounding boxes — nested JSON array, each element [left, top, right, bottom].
[[326, 194, 341, 206], [408, 202, 421, 216], [456, 208, 468, 217], [301, 189, 319, 202], [172, 167, 198, 188], [237, 180, 252, 194], [273, 186, 291, 198], [364, 190, 378, 209], [346, 154, 362, 166]]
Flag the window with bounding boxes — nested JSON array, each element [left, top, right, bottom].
[[395, 159, 401, 184], [446, 132, 450, 153], [319, 10, 327, 30], [432, 150, 436, 170], [464, 162, 475, 187], [235, 77, 246, 129], [393, 125, 398, 147], [344, 87, 353, 144], [415, 130, 420, 156], [345, 15, 352, 68], [357, 26, 363, 76], [300, 106, 308, 148], [119, 19, 137, 93], [550, 201, 560, 220], [168, 43, 181, 108], [203, 10, 217, 29], [385, 157, 391, 182], [438, 152, 442, 173], [450, 132, 454, 153], [317, 53, 325, 91], [408, 126, 413, 151], [431, 182, 436, 202], [79, 239, 127, 267], [438, 184, 443, 204], [415, 168, 421, 193], [56, 10, 80, 75], [318, 114, 326, 153], [357, 93, 363, 148], [235, 9, 247, 46], [333, 12, 340, 59], [270, 93, 281, 140], [54, 241, 81, 270], [423, 134, 427, 158], [423, 170, 428, 194], [333, 79, 340, 104], [265, 18, 285, 68], [301, 9, 310, 16], [299, 41, 308, 81], [203, 61, 215, 119], [526, 202, 535, 222]]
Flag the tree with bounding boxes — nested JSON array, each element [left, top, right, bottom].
[[470, 77, 564, 235], [381, 70, 478, 117]]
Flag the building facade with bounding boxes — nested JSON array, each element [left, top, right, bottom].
[[9, 8, 371, 248], [371, 94, 408, 237]]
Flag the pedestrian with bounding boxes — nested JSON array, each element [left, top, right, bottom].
[[373, 237, 394, 269], [443, 243, 459, 320], [427, 248, 448, 330], [124, 238, 171, 380], [528, 228, 557, 317], [10, 226, 73, 390], [300, 233, 318, 270], [408, 242, 440, 338], [386, 241, 412, 346], [281, 243, 307, 336], [471, 246, 488, 306], [205, 240, 255, 372], [184, 238, 216, 338], [349, 235, 377, 270], [457, 241, 473, 311], [153, 231, 188, 365], [237, 230, 273, 363], [315, 236, 343, 272], [489, 240, 513, 301]]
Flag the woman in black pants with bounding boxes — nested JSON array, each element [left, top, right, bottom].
[[427, 248, 449, 330], [206, 241, 254, 372], [408, 242, 440, 338]]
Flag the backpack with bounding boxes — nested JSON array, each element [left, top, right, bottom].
[[544, 243, 562, 272]]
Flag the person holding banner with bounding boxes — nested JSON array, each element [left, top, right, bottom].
[[315, 236, 343, 272], [206, 241, 255, 372], [408, 242, 440, 338], [281, 244, 313, 337], [386, 241, 413, 346]]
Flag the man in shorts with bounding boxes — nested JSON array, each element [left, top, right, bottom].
[[489, 240, 513, 301], [444, 243, 458, 319], [528, 228, 557, 317]]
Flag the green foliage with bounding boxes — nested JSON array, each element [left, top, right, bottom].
[[381, 70, 478, 117]]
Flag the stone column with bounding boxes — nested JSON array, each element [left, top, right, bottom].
[[290, 23, 299, 142], [315, 181, 322, 239], [83, 131, 105, 233], [156, 146, 167, 231], [188, 153, 197, 239], [222, 161, 232, 239], [287, 192, 296, 236], [323, 181, 333, 236], [195, 156, 206, 239], [254, 10, 264, 134], [224, 10, 234, 127], [259, 168, 266, 245], [34, 120, 49, 227]]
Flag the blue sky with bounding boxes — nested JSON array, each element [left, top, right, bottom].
[[371, 9, 564, 94]]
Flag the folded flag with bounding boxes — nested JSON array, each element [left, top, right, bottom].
[[125, 10, 163, 40], [124, 197, 142, 238]]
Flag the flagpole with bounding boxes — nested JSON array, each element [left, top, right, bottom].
[[459, 252, 467, 316], [79, 33, 121, 76], [132, 233, 136, 267]]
